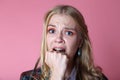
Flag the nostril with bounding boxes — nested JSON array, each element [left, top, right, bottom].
[[55, 37, 64, 43], [55, 38, 64, 43]]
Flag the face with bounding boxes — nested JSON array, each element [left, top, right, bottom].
[[46, 14, 81, 60]]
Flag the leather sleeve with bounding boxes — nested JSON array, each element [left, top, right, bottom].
[[20, 69, 108, 80], [102, 74, 108, 80], [20, 70, 34, 80], [20, 68, 41, 80]]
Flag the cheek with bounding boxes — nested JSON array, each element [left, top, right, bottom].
[[65, 37, 80, 56], [46, 35, 54, 50], [67, 36, 79, 48], [67, 40, 77, 48]]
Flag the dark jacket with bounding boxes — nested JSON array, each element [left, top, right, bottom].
[[20, 68, 108, 80], [20, 68, 42, 80], [20, 58, 108, 80]]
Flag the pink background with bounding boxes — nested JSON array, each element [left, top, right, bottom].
[[0, 0, 120, 80]]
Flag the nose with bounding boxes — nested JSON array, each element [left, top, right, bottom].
[[55, 33, 64, 43]]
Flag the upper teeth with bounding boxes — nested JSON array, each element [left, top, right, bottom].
[[53, 48, 65, 53], [54, 48, 63, 51]]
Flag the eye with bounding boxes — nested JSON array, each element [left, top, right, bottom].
[[48, 28, 55, 34], [65, 31, 73, 36]]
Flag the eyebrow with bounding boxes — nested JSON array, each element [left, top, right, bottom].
[[64, 27, 76, 31], [47, 24, 56, 27], [47, 24, 77, 31]]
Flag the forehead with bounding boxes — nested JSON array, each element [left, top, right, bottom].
[[48, 14, 77, 27]]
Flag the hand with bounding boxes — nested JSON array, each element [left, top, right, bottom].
[[45, 51, 68, 80]]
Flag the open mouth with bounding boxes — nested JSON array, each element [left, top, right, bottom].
[[53, 47, 65, 53]]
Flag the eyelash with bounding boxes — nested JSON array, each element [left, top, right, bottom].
[[47, 28, 75, 36], [65, 31, 74, 36], [47, 28, 55, 34]]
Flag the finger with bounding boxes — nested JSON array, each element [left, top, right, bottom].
[[56, 52, 69, 59], [45, 51, 54, 66]]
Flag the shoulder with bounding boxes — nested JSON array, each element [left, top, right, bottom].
[[102, 73, 108, 80], [20, 68, 42, 80], [20, 68, 108, 80]]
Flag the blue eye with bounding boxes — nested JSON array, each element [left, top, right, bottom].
[[65, 31, 73, 36], [48, 29, 55, 34]]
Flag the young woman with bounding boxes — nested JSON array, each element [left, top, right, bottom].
[[20, 5, 108, 80]]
